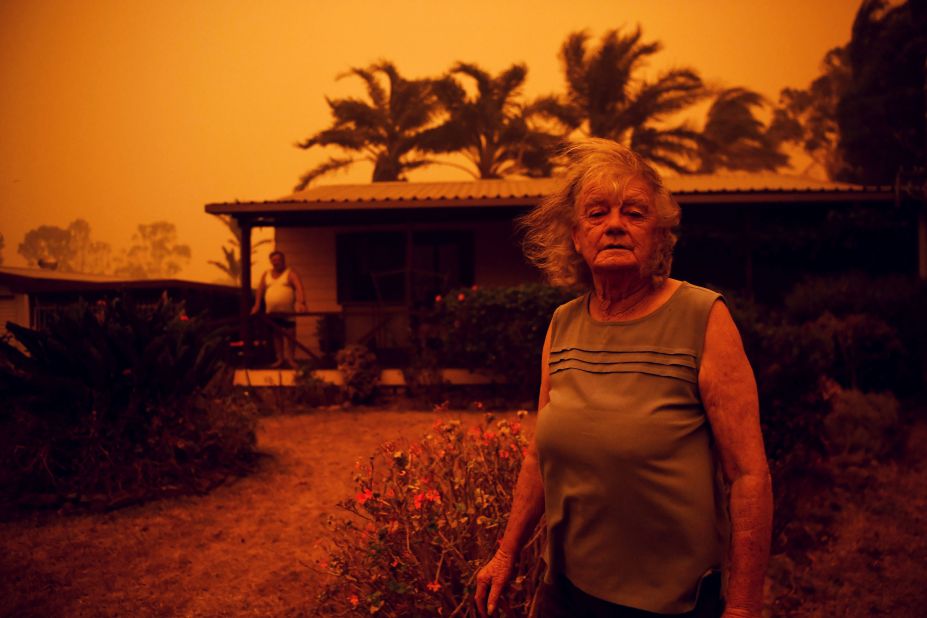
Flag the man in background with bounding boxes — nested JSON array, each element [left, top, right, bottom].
[[250, 250, 306, 368]]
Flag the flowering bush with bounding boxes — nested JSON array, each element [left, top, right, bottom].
[[315, 411, 545, 617]]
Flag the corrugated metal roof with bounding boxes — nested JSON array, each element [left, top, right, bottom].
[[210, 173, 885, 208]]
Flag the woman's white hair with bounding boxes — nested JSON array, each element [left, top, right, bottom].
[[518, 138, 681, 288]]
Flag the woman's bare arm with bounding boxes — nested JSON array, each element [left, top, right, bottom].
[[474, 326, 551, 617], [699, 300, 773, 618]]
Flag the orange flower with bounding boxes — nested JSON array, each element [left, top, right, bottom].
[[427, 581, 442, 592], [349, 594, 359, 608]]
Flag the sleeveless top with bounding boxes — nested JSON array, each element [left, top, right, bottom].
[[263, 268, 295, 314], [534, 281, 728, 614]]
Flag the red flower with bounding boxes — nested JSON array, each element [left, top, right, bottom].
[[355, 488, 373, 505], [498, 448, 510, 459], [349, 594, 359, 608], [435, 294, 443, 302], [457, 292, 466, 301], [427, 581, 442, 592]]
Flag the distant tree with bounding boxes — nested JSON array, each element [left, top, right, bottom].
[[114, 222, 191, 279], [18, 220, 112, 273], [66, 219, 112, 274], [536, 28, 708, 172], [294, 61, 443, 190], [18, 225, 74, 270], [696, 88, 789, 173], [208, 215, 270, 282], [418, 62, 561, 178]]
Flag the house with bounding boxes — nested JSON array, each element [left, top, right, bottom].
[[205, 174, 906, 360], [0, 266, 239, 335]]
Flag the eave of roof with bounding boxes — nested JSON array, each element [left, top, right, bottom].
[[205, 175, 893, 218], [0, 267, 237, 294]]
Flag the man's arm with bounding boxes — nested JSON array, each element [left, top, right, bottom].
[[474, 326, 550, 617], [250, 273, 266, 315], [289, 269, 307, 311], [699, 300, 773, 618]]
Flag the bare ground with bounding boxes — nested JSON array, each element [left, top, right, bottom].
[[2, 411, 925, 617], [0, 410, 520, 618]]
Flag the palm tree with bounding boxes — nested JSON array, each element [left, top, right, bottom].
[[419, 63, 561, 178], [208, 215, 270, 281], [537, 28, 707, 172], [294, 61, 442, 190], [696, 88, 789, 173]]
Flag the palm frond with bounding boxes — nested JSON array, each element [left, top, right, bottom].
[[294, 156, 357, 191]]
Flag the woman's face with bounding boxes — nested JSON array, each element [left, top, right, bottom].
[[571, 175, 659, 278]]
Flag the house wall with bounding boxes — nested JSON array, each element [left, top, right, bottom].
[[0, 287, 31, 335], [274, 219, 542, 355]]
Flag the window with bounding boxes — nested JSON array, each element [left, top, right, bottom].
[[336, 230, 474, 304]]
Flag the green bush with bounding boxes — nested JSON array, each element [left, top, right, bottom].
[[422, 284, 575, 400], [336, 344, 379, 404], [316, 412, 544, 617], [0, 298, 257, 511]]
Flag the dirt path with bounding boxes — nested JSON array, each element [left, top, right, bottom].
[[1, 410, 523, 618]]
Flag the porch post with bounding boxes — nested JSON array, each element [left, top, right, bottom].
[[239, 217, 253, 362]]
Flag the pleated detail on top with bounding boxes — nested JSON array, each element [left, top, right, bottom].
[[548, 346, 698, 383]]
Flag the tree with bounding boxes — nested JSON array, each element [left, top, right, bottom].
[[773, 0, 926, 183], [769, 46, 850, 178], [537, 28, 708, 172], [696, 88, 789, 173], [114, 222, 191, 279], [66, 219, 112, 274], [837, 0, 926, 184], [294, 61, 443, 190], [19, 225, 74, 270], [17, 220, 111, 273], [208, 215, 270, 282], [418, 62, 561, 178]]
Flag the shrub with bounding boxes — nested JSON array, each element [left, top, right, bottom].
[[293, 366, 341, 407], [336, 344, 379, 404], [0, 297, 257, 512], [423, 284, 575, 400], [316, 412, 545, 617], [821, 382, 901, 460]]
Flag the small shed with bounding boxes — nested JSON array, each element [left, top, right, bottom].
[[0, 266, 239, 334]]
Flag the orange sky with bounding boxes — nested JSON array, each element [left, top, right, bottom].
[[0, 0, 858, 282]]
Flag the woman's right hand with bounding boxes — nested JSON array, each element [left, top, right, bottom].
[[474, 548, 515, 617]]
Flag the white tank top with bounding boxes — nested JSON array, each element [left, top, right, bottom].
[[263, 268, 295, 314]]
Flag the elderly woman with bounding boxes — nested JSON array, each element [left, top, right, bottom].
[[475, 139, 772, 618]]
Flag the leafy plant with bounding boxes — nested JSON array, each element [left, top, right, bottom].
[[423, 284, 574, 400], [316, 412, 544, 617], [336, 344, 379, 404], [0, 297, 256, 511]]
